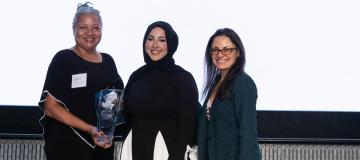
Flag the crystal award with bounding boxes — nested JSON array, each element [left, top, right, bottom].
[[95, 89, 124, 144]]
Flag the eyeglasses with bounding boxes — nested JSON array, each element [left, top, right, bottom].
[[209, 47, 238, 55]]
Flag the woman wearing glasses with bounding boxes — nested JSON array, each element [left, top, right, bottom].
[[197, 28, 261, 160]]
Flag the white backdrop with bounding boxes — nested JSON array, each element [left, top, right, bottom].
[[0, 0, 359, 111]]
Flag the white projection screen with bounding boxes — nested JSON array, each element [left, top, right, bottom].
[[0, 0, 359, 111]]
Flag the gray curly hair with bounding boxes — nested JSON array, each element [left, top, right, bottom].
[[72, 2, 102, 35]]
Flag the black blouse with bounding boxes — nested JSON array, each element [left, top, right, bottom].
[[124, 67, 198, 160], [39, 49, 123, 147]]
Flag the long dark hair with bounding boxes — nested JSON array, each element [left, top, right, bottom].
[[203, 28, 246, 100]]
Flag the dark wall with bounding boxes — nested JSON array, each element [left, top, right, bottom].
[[1, 105, 360, 143], [257, 111, 360, 143], [0, 105, 43, 137]]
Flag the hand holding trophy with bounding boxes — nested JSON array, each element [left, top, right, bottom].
[[95, 89, 125, 146]]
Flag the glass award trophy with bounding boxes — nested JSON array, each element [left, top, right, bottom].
[[95, 89, 125, 144]]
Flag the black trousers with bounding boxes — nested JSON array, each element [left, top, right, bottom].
[[44, 126, 114, 160]]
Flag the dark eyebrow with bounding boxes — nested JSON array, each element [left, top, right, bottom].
[[147, 34, 166, 39], [212, 46, 232, 49]]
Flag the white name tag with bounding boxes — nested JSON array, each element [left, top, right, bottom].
[[71, 73, 87, 88]]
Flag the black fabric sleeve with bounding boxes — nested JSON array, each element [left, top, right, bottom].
[[39, 51, 70, 110], [120, 72, 137, 138], [170, 72, 199, 160]]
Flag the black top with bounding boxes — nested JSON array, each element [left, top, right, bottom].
[[124, 67, 198, 160], [38, 49, 123, 147], [124, 21, 199, 160]]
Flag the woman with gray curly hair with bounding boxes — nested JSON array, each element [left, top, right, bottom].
[[38, 2, 123, 160]]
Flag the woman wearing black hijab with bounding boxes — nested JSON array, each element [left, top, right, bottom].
[[123, 21, 199, 160]]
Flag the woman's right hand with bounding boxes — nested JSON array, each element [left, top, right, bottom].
[[44, 95, 113, 149], [89, 125, 113, 149]]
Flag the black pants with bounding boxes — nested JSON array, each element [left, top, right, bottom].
[[44, 126, 114, 160]]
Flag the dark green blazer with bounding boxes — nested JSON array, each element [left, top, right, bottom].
[[197, 73, 261, 160]]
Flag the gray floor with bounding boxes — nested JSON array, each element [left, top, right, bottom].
[[1, 139, 359, 160]]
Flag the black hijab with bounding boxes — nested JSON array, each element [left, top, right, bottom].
[[131, 21, 185, 78], [142, 21, 178, 67], [125, 21, 185, 92]]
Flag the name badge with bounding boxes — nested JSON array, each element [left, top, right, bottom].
[[71, 73, 87, 88]]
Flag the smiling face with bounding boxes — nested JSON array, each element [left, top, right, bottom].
[[74, 13, 102, 52], [145, 27, 168, 61], [210, 35, 240, 73]]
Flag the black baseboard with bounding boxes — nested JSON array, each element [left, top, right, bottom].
[[1, 105, 360, 144], [257, 110, 360, 144], [0, 105, 43, 135]]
